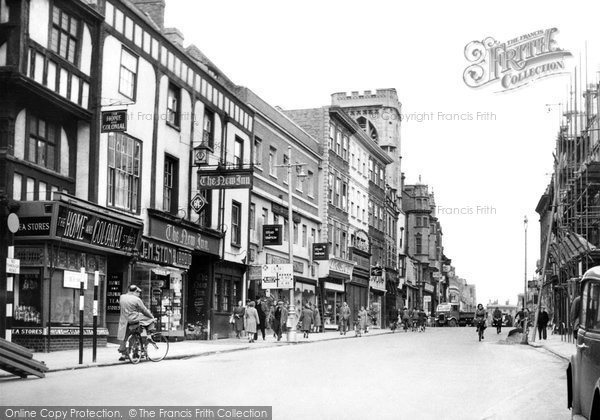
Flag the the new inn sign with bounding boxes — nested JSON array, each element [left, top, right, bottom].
[[197, 169, 253, 189]]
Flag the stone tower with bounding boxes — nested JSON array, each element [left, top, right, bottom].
[[331, 89, 402, 199]]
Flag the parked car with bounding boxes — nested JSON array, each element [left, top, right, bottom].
[[567, 266, 600, 419]]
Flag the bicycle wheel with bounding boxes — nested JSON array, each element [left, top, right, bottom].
[[146, 333, 169, 362], [126, 334, 143, 364]]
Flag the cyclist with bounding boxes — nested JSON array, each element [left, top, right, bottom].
[[117, 285, 156, 361], [492, 306, 503, 334], [475, 303, 487, 340]]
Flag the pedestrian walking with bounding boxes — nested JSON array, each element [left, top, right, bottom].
[[389, 307, 399, 332], [411, 307, 420, 332], [299, 303, 314, 339], [273, 300, 288, 341], [339, 302, 351, 335], [492, 307, 502, 334], [313, 304, 322, 333], [537, 307, 550, 340], [254, 298, 267, 341], [232, 300, 245, 338], [358, 306, 368, 335], [244, 301, 260, 343], [401, 306, 410, 331]]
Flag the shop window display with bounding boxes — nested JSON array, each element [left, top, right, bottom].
[[134, 266, 183, 335], [13, 270, 43, 325]]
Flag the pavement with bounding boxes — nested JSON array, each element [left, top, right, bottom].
[[0, 327, 394, 377], [527, 330, 576, 361]]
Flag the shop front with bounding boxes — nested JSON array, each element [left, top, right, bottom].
[[131, 212, 199, 339], [347, 242, 370, 326], [318, 257, 355, 330], [423, 282, 435, 315], [143, 209, 221, 341], [369, 266, 386, 328], [11, 196, 142, 351]]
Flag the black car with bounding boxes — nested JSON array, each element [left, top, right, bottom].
[[567, 266, 600, 419]]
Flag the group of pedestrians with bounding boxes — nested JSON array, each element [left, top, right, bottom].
[[232, 298, 324, 342]]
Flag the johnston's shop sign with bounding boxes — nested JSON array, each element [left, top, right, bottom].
[[56, 206, 141, 253]]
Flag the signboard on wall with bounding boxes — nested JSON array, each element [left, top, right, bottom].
[[64, 270, 87, 289], [197, 169, 253, 189], [312, 243, 328, 261], [55, 205, 141, 253], [263, 224, 283, 246], [106, 273, 123, 313]]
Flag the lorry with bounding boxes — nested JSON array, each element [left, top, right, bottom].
[[435, 302, 475, 327]]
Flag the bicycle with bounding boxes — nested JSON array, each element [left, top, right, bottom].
[[476, 319, 486, 341], [125, 323, 169, 364]]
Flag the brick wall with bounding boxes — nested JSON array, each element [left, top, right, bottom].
[[12, 336, 108, 352]]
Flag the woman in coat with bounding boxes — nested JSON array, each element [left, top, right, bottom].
[[255, 298, 267, 341], [299, 303, 314, 339], [232, 300, 245, 338], [313, 305, 322, 333], [358, 306, 368, 334], [244, 301, 260, 343]]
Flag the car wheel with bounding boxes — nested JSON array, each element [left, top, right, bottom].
[[448, 319, 457, 328]]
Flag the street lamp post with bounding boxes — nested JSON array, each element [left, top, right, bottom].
[[275, 145, 306, 343], [523, 215, 528, 344]]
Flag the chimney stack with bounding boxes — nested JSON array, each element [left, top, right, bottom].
[[164, 27, 184, 48], [130, 0, 165, 31]]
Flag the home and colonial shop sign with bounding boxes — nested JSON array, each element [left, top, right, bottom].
[[55, 206, 140, 253], [106, 273, 122, 313], [101, 110, 127, 132], [148, 217, 220, 256], [197, 169, 253, 189]]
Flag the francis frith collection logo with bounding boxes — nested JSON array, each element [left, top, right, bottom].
[[463, 28, 572, 92]]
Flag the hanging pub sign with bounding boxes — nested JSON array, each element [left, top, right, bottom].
[[263, 224, 283, 246], [101, 110, 128, 132], [197, 169, 253, 189], [312, 243, 329, 261]]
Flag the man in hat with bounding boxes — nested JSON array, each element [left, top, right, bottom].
[[273, 300, 288, 341], [117, 285, 156, 360], [537, 306, 550, 340]]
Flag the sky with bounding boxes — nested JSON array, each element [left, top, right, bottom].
[[165, 0, 600, 306]]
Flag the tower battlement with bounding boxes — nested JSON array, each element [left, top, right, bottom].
[[331, 89, 401, 110]]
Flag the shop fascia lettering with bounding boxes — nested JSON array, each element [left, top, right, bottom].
[[63, 211, 124, 248], [165, 223, 209, 250]]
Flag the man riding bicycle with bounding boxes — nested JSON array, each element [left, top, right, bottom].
[[117, 285, 156, 361], [475, 304, 487, 340]]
